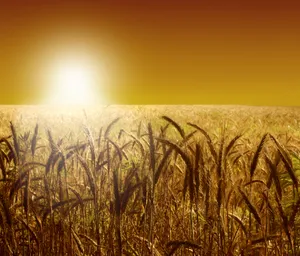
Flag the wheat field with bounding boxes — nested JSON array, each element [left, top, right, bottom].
[[1, 105, 300, 255]]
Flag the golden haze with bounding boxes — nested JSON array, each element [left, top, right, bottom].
[[0, 1, 300, 105]]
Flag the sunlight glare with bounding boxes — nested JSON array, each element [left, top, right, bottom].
[[46, 56, 103, 106]]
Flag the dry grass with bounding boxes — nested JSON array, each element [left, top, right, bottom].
[[0, 105, 300, 255]]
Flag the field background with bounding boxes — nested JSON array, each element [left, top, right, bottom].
[[1, 105, 300, 255], [2, 105, 300, 136]]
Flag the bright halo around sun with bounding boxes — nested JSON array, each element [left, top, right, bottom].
[[46, 56, 103, 106]]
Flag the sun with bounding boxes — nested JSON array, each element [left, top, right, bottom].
[[51, 63, 95, 105], [45, 55, 104, 106]]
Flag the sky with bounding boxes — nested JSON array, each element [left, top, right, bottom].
[[0, 0, 300, 105]]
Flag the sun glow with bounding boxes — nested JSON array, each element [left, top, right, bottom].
[[45, 55, 105, 106]]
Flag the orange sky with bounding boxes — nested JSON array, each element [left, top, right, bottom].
[[0, 0, 300, 105]]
